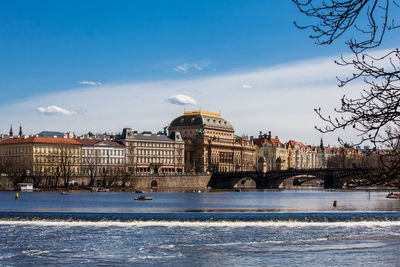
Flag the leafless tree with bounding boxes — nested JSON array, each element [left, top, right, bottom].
[[0, 154, 31, 187], [83, 152, 100, 188], [0, 154, 9, 175], [293, 0, 400, 186], [293, 0, 399, 52], [120, 171, 131, 188], [103, 167, 125, 189], [55, 147, 74, 189]]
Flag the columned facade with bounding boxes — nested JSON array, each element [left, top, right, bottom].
[[169, 110, 256, 173]]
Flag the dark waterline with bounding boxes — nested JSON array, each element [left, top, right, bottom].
[[1, 211, 400, 222]]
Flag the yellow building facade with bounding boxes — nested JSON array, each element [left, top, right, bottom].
[[0, 136, 81, 178]]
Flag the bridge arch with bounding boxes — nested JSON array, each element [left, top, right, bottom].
[[233, 177, 256, 189], [281, 175, 324, 188], [208, 168, 374, 189]]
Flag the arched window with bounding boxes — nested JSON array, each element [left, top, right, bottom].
[[151, 180, 158, 188]]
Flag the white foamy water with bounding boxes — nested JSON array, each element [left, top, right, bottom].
[[1, 218, 400, 266], [1, 220, 400, 228]]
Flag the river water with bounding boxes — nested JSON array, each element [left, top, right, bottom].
[[0, 190, 399, 266]]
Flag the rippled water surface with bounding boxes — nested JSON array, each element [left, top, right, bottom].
[[1, 190, 399, 266], [1, 190, 399, 212]]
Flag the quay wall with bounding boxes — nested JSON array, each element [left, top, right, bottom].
[[0, 174, 212, 192], [131, 174, 211, 192]]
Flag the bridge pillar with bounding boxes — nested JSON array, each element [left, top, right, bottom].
[[324, 176, 342, 189], [255, 175, 283, 189]]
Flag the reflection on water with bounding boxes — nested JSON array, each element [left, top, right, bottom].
[[0, 190, 399, 213]]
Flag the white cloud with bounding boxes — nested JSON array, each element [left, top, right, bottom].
[[79, 80, 102, 86], [174, 62, 205, 73], [37, 105, 77, 116], [1, 50, 388, 145], [242, 84, 253, 89], [167, 94, 197, 105], [174, 65, 189, 73]]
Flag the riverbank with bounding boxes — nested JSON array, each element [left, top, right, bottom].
[[0, 173, 213, 193]]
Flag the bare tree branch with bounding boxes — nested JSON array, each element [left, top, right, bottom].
[[294, 0, 400, 186]]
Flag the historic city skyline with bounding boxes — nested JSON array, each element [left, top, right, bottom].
[[1, 2, 399, 146]]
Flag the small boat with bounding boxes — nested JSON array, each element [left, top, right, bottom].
[[134, 190, 143, 194], [97, 188, 110, 192], [60, 191, 68, 195], [386, 192, 400, 199], [134, 195, 152, 200]]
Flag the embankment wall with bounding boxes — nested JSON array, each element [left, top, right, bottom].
[[0, 174, 212, 192], [131, 174, 211, 191]]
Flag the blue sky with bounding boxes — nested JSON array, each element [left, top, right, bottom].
[[1, 1, 399, 145]]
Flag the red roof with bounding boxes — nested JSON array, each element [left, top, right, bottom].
[[253, 136, 282, 147], [0, 136, 81, 145], [75, 139, 124, 147], [75, 139, 101, 146], [287, 140, 297, 147], [268, 138, 281, 147]]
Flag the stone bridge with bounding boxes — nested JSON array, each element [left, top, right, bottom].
[[207, 168, 375, 189]]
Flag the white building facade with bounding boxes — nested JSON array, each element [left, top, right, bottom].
[[78, 139, 125, 176], [118, 129, 185, 176]]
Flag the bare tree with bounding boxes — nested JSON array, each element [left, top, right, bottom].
[[103, 167, 125, 189], [120, 171, 131, 188], [83, 152, 100, 188], [0, 154, 9, 176], [0, 154, 31, 188], [293, 0, 398, 52], [55, 147, 73, 189], [293, 0, 400, 186]]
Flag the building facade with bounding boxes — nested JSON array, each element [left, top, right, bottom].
[[117, 129, 185, 175], [77, 139, 125, 177], [168, 110, 256, 173], [0, 134, 9, 141], [253, 131, 287, 171], [0, 136, 82, 184]]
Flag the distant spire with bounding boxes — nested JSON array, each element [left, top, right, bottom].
[[9, 124, 13, 136], [18, 124, 22, 136], [320, 137, 324, 150]]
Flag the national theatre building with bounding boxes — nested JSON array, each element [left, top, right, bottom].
[[168, 110, 256, 173]]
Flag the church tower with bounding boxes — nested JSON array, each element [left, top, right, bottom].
[[18, 124, 22, 136], [9, 124, 13, 136], [320, 137, 326, 168]]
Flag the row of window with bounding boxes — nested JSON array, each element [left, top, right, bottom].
[[83, 158, 124, 164], [82, 149, 124, 156], [1, 147, 32, 154], [136, 149, 181, 156], [34, 156, 80, 164], [34, 147, 79, 154], [136, 167, 182, 173], [82, 167, 124, 175], [137, 157, 178, 164], [130, 142, 180, 148], [33, 166, 80, 174]]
